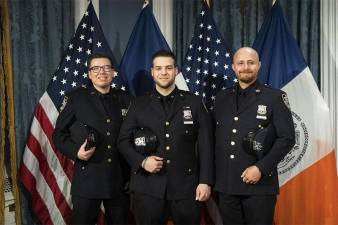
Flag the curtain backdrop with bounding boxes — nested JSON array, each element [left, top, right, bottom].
[[173, 0, 320, 84], [8, 1, 74, 224]]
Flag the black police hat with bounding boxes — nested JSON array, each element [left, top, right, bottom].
[[242, 123, 276, 159], [133, 127, 158, 155]]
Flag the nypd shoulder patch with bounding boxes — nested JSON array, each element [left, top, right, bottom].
[[282, 93, 290, 109], [60, 96, 68, 112]]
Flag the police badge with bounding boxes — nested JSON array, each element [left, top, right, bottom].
[[256, 105, 267, 120], [183, 106, 193, 124]]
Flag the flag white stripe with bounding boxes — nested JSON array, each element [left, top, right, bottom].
[[39, 92, 59, 127], [279, 67, 334, 185], [175, 72, 189, 91], [29, 117, 72, 205]]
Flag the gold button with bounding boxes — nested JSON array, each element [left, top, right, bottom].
[[165, 121, 170, 126], [232, 129, 237, 133], [107, 158, 112, 163], [107, 145, 111, 149], [165, 133, 170, 138], [106, 131, 111, 136], [166, 146, 170, 151], [231, 141, 235, 146], [230, 155, 235, 159], [106, 119, 111, 123], [166, 160, 171, 164], [234, 117, 239, 121]]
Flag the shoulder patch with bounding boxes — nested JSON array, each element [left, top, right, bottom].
[[60, 96, 68, 112], [282, 93, 291, 109], [202, 101, 208, 113]]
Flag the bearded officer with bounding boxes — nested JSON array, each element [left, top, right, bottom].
[[118, 49, 213, 225], [213, 47, 295, 225]]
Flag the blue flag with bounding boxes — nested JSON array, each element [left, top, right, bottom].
[[252, 1, 306, 89], [181, 1, 235, 110], [118, 4, 171, 96]]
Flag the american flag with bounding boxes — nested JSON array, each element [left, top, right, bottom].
[[182, 1, 236, 111], [180, 2, 236, 224], [19, 2, 117, 224]]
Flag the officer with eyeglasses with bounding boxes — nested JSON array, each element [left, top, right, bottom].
[[53, 52, 133, 225]]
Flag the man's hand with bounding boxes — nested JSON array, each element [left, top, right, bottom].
[[195, 184, 211, 201], [143, 156, 163, 173], [241, 165, 262, 184], [77, 140, 95, 161]]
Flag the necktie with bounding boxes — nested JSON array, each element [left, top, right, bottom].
[[161, 96, 171, 116]]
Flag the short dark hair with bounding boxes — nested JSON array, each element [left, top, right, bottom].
[[87, 53, 113, 71], [151, 49, 177, 67]]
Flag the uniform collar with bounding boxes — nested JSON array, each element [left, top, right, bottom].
[[89, 85, 112, 97], [153, 87, 178, 101]]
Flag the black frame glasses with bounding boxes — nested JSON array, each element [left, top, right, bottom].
[[89, 65, 113, 73]]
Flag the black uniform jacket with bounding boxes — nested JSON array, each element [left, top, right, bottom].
[[53, 86, 133, 199], [213, 82, 295, 195], [117, 89, 214, 200]]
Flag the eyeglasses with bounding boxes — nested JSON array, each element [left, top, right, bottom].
[[89, 65, 113, 73]]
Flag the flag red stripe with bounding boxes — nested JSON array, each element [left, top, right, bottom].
[[20, 164, 54, 225], [26, 132, 72, 224], [35, 103, 74, 180]]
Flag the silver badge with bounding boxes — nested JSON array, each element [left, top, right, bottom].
[[134, 137, 146, 146], [183, 110, 192, 120], [256, 105, 267, 120], [183, 106, 193, 124], [253, 141, 263, 151]]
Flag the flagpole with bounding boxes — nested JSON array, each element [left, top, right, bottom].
[[143, 0, 149, 8], [75, 0, 100, 28]]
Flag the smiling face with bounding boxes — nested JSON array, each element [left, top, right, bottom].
[[232, 47, 261, 88], [151, 56, 178, 92], [88, 57, 114, 93]]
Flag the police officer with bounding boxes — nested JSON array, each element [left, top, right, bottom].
[[53, 53, 132, 225], [118, 49, 213, 225], [213, 47, 295, 225]]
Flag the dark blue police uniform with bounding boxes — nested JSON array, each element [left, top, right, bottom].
[[118, 88, 214, 225], [53, 86, 133, 225], [213, 81, 295, 225]]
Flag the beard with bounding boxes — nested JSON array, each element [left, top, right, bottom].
[[237, 72, 257, 84]]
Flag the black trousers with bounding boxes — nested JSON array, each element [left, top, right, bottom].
[[72, 193, 129, 225], [218, 193, 276, 225], [134, 192, 201, 225]]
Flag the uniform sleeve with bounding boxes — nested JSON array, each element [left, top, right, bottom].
[[117, 101, 145, 173], [52, 96, 80, 161], [255, 92, 295, 175], [197, 100, 214, 185]]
